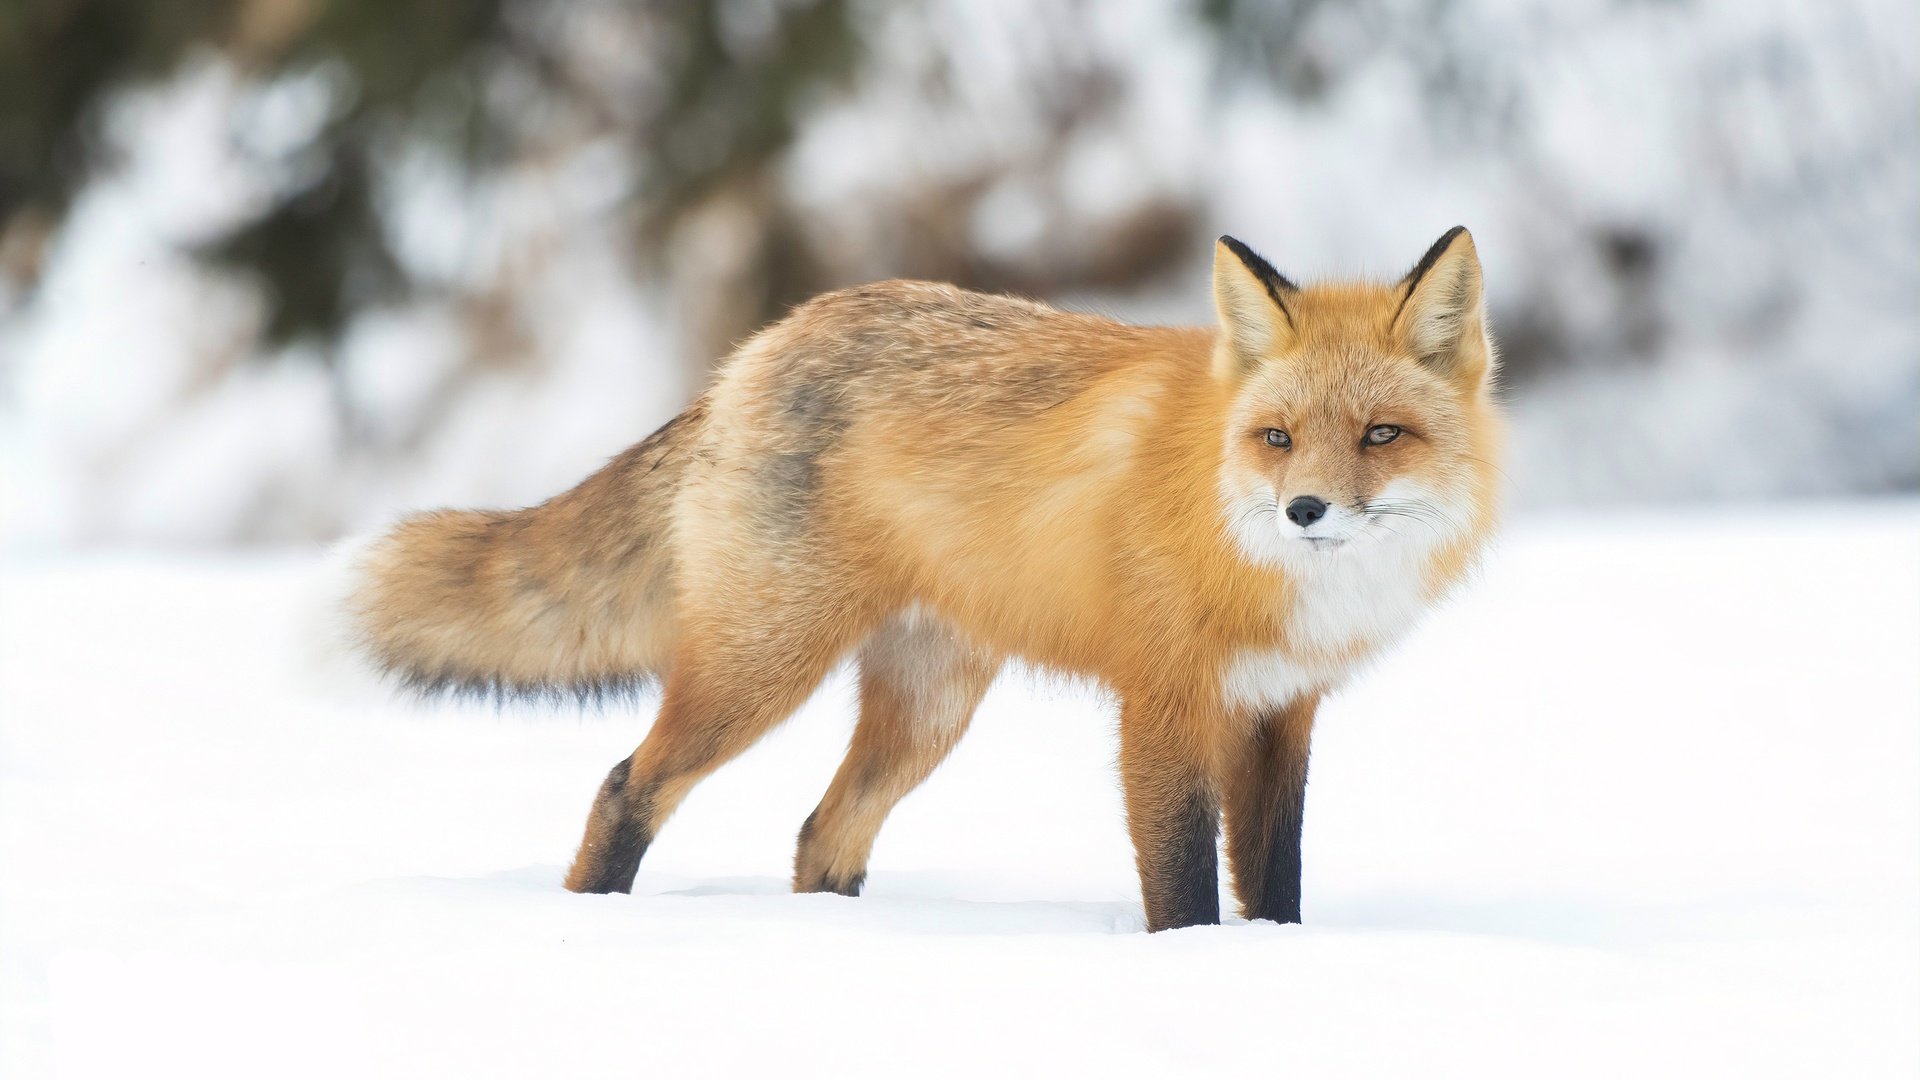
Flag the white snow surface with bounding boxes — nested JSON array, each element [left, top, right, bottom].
[[3, 508, 1917, 1077]]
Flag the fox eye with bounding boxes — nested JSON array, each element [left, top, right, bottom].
[[1364, 424, 1402, 446], [1264, 429, 1291, 450]]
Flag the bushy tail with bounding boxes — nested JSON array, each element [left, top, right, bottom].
[[335, 404, 703, 702]]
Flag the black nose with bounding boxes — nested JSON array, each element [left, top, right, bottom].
[[1285, 496, 1328, 527]]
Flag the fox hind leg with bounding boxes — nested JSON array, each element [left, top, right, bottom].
[[565, 606, 873, 895], [566, 751, 659, 894], [793, 609, 1001, 896]]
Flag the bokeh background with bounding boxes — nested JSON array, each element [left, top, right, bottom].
[[2, 0, 1915, 549]]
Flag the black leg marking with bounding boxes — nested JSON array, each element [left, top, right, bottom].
[[1146, 788, 1222, 932], [571, 755, 657, 894], [1244, 776, 1305, 924], [1226, 716, 1312, 924]]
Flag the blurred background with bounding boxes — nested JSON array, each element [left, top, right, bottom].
[[1, 0, 1914, 549]]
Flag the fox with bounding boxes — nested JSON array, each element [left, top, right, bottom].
[[334, 226, 1502, 932]]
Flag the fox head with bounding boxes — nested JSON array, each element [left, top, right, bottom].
[[1210, 227, 1502, 568]]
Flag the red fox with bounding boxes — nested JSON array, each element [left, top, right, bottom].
[[336, 227, 1502, 931]]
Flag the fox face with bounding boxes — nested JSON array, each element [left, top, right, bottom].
[[1210, 229, 1500, 570]]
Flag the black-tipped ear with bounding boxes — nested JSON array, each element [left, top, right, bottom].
[[1219, 236, 1299, 321], [1393, 226, 1492, 387], [1212, 235, 1298, 377], [1398, 226, 1469, 302]]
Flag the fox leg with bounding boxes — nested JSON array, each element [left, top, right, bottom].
[[793, 609, 1001, 895], [1222, 694, 1317, 924], [1118, 695, 1225, 932], [564, 608, 870, 895]]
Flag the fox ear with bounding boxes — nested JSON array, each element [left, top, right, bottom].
[[1394, 226, 1493, 389], [1212, 235, 1297, 378]]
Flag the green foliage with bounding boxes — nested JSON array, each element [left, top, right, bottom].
[[0, 0, 231, 220], [0, 0, 859, 349], [1194, 0, 1338, 101], [637, 0, 859, 232]]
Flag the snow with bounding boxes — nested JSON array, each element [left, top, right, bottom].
[[3, 507, 1917, 1076]]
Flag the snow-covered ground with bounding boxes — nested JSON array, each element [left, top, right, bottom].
[[3, 507, 1917, 1077]]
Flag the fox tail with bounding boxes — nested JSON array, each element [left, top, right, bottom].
[[326, 404, 702, 702]]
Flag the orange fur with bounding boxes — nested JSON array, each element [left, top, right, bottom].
[[343, 228, 1504, 931]]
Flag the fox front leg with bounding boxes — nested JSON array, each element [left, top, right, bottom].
[[1119, 701, 1223, 932], [1223, 695, 1316, 924]]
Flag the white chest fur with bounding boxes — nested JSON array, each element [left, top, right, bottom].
[[1220, 540, 1440, 712]]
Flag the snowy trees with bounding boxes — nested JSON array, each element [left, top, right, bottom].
[[2, 0, 1913, 544]]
